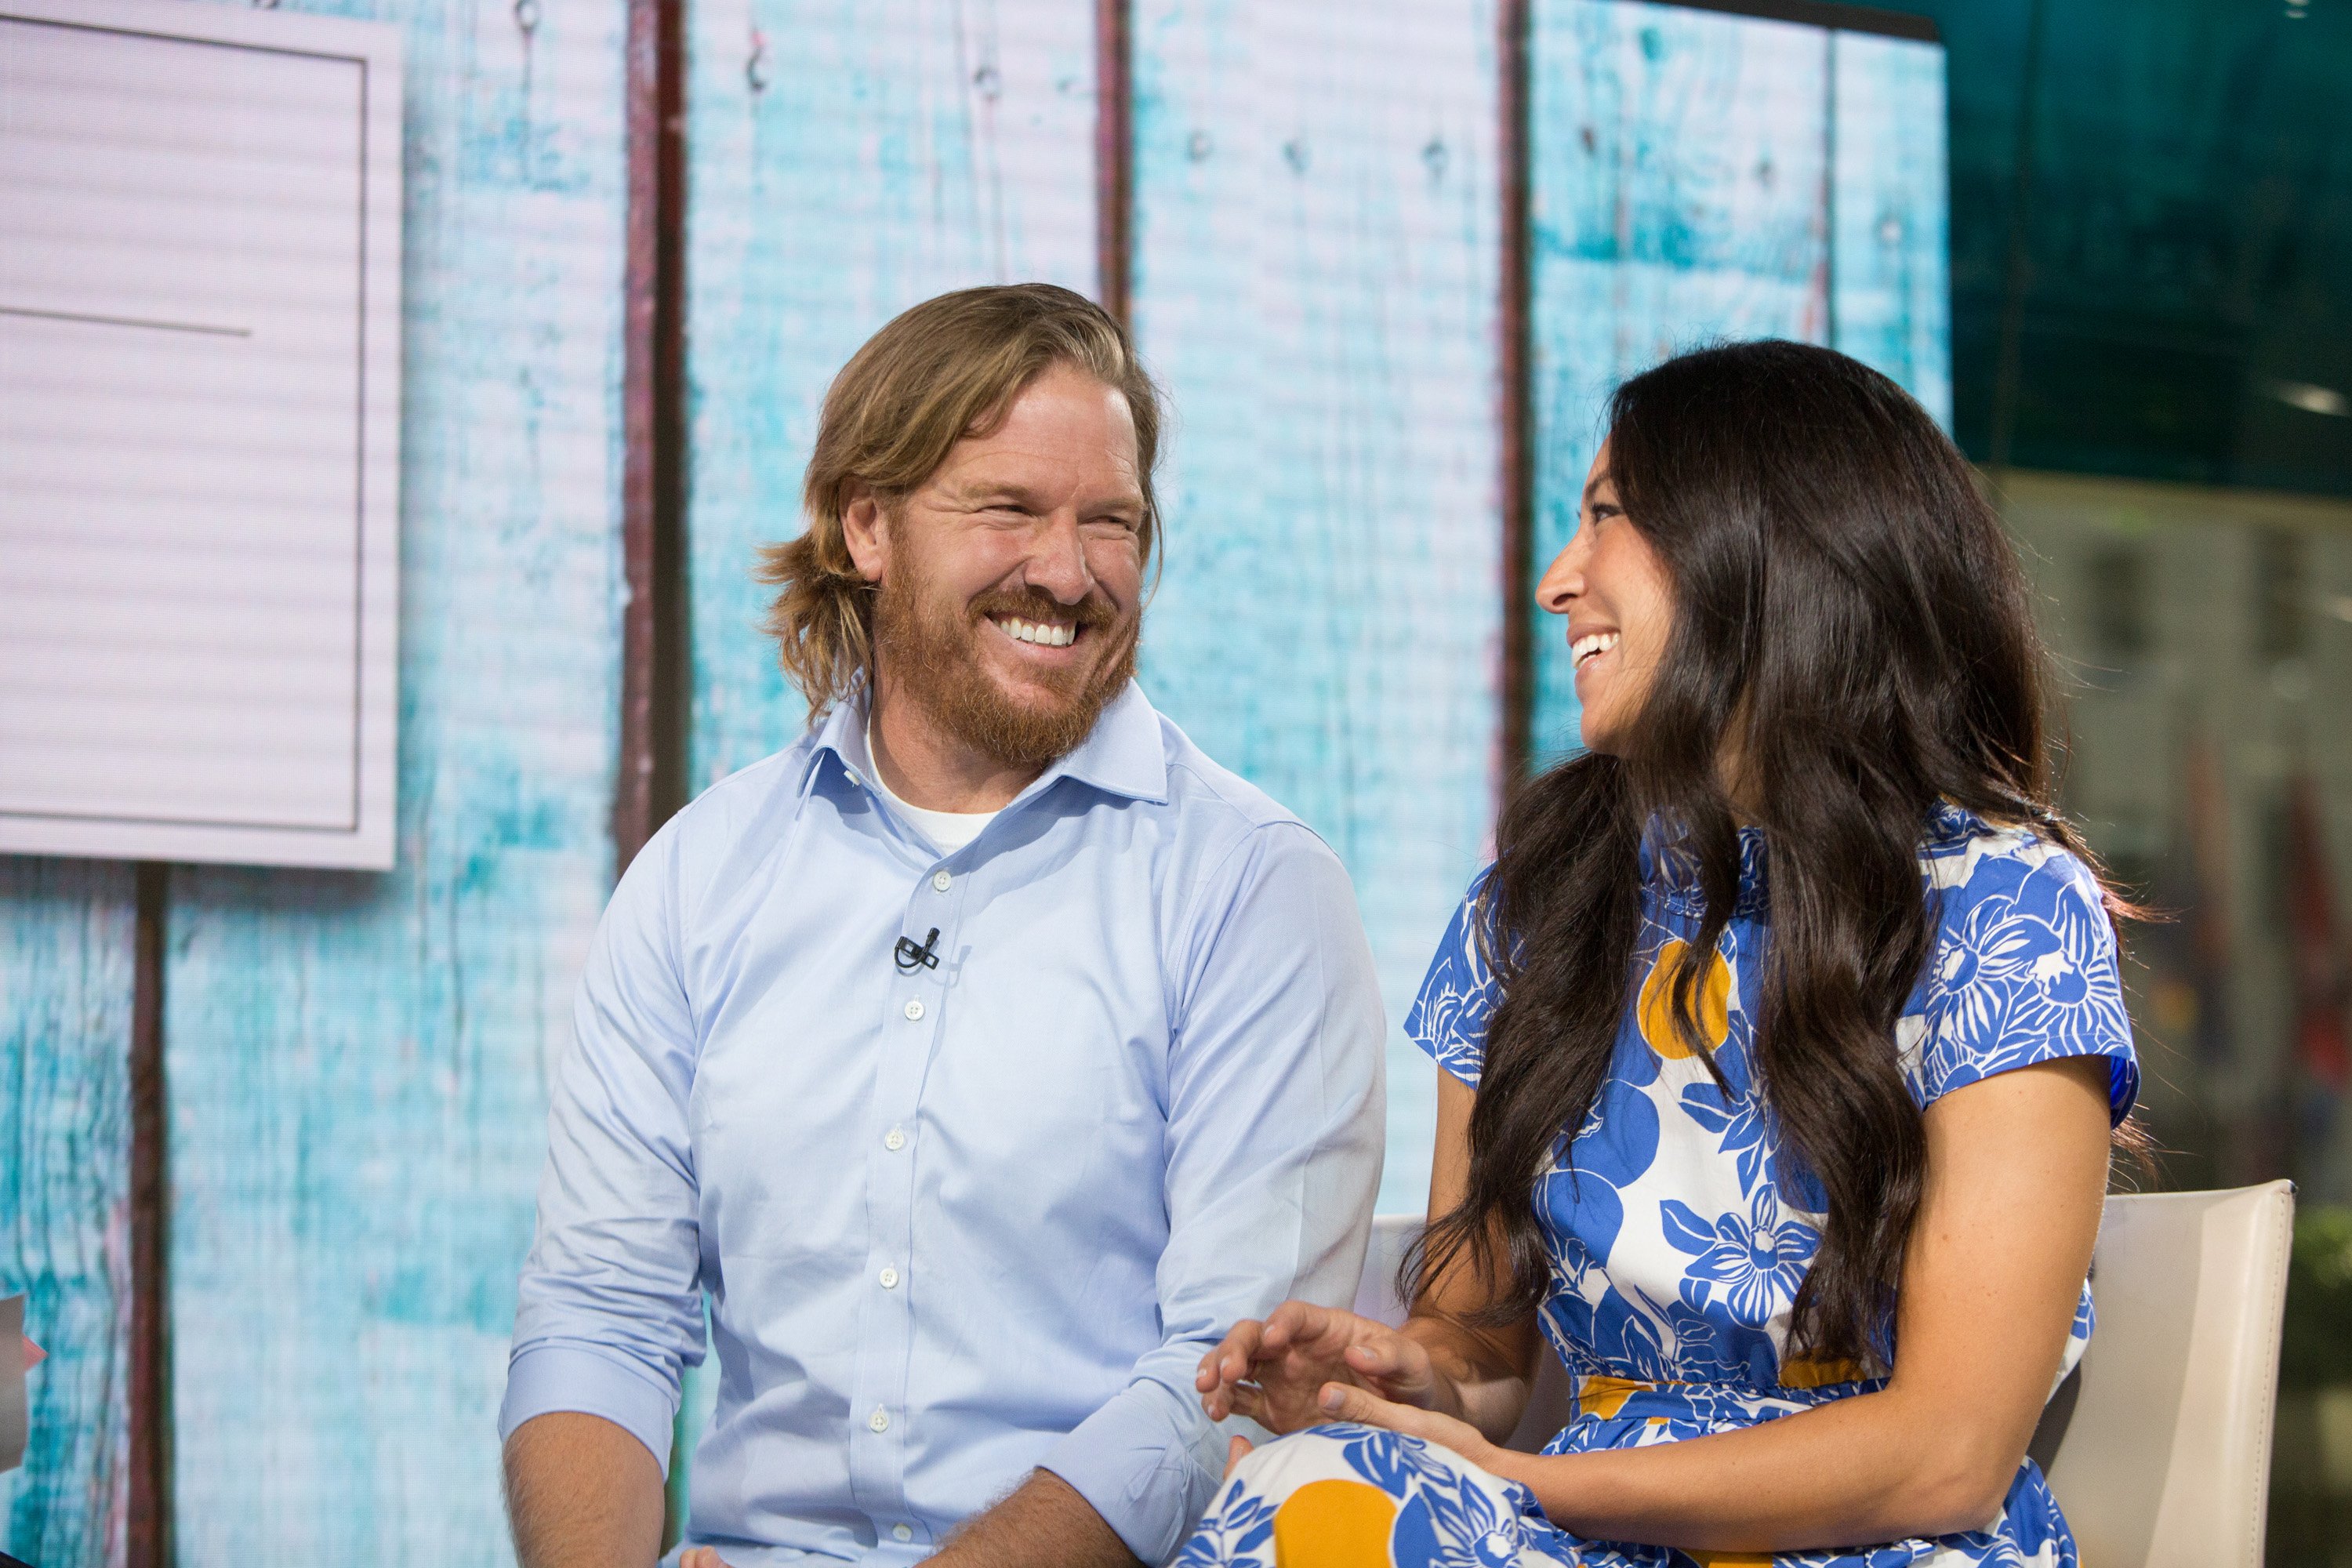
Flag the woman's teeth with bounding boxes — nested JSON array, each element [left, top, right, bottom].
[[997, 616, 1076, 648], [1571, 630, 1619, 669]]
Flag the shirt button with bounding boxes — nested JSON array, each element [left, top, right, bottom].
[[902, 997, 925, 1022], [884, 1127, 906, 1152], [846, 768, 864, 789], [868, 1406, 891, 1433], [879, 1265, 900, 1289], [893, 1523, 915, 1543], [931, 869, 953, 892]]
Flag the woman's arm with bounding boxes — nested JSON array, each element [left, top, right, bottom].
[[1398, 1068, 1541, 1443], [1319, 1055, 2112, 1552], [1196, 1069, 1541, 1443]]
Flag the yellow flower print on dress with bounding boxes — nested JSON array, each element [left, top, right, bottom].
[[1576, 1374, 1652, 1419], [1272, 1479, 1396, 1567], [1776, 1353, 1869, 1390], [1638, 938, 1731, 1060]]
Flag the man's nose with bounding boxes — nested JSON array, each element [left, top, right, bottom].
[[1025, 512, 1094, 604]]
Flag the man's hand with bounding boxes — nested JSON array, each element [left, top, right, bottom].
[[19, 1338, 41, 1370], [1196, 1300, 1454, 1435]]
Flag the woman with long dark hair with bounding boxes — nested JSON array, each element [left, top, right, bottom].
[[1182, 340, 2138, 1568]]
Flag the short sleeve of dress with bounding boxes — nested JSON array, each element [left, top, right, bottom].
[[1915, 842, 2140, 1124], [1404, 870, 1504, 1089]]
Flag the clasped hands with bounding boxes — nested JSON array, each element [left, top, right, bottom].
[[1192, 1301, 1502, 1478]]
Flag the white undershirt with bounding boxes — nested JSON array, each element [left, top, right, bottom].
[[865, 717, 1000, 855]]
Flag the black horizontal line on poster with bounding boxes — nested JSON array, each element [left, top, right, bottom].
[[0, 11, 368, 67], [0, 304, 252, 339]]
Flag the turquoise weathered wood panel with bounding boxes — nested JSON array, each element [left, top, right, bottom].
[[684, 0, 1099, 790], [161, 1, 631, 1562], [1130, 0, 1504, 1211], [1529, 0, 1834, 760], [1830, 31, 1951, 429], [0, 859, 132, 1568]]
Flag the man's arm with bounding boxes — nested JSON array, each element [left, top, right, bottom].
[[680, 1472, 1134, 1568], [934, 1472, 1138, 1568], [505, 1411, 666, 1568], [1032, 822, 1387, 1561], [501, 821, 707, 1566]]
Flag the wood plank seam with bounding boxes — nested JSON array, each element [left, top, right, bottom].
[[1498, 0, 1534, 793], [617, 0, 691, 874], [1094, 0, 1134, 325], [127, 860, 167, 1568]]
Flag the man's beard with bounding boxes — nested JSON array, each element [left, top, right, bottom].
[[869, 555, 1138, 771]]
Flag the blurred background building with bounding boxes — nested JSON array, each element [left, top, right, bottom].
[[1871, 5, 2352, 1555], [0, 0, 2346, 1563]]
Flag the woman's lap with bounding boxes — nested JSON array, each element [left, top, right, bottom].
[[1175, 1423, 1581, 1568], [1173, 1422, 2065, 1568]]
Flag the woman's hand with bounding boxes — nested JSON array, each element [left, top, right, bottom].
[[1196, 1301, 1456, 1435], [1308, 1378, 1508, 1475]]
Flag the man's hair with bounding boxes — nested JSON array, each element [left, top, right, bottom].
[[757, 283, 1164, 716]]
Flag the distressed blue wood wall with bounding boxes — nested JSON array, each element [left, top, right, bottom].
[[684, 0, 1099, 790], [0, 2, 1951, 1560], [1830, 31, 1951, 430], [0, 861, 132, 1566], [155, 2, 632, 1563], [1129, 0, 1504, 1212], [1527, 0, 1951, 758]]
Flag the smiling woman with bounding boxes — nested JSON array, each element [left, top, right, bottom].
[[1185, 340, 2141, 1568], [1539, 439, 1679, 757]]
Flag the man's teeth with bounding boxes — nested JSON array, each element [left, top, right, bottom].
[[998, 616, 1076, 648], [1571, 630, 1619, 668]]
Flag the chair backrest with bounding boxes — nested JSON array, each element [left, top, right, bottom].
[[1356, 1181, 2296, 1568], [2031, 1180, 2294, 1568]]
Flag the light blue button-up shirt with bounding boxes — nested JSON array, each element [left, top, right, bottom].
[[500, 682, 1385, 1565]]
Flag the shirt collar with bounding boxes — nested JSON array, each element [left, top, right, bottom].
[[800, 679, 1169, 808], [1040, 681, 1170, 805]]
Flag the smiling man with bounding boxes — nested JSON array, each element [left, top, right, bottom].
[[499, 285, 1385, 1568]]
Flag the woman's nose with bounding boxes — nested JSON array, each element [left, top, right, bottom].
[[1534, 536, 1583, 616]]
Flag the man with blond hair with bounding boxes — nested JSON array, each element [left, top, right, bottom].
[[499, 284, 1385, 1568]]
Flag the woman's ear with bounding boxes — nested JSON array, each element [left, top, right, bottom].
[[840, 484, 890, 584]]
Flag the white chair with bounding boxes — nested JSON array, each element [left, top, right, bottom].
[[1353, 1180, 2296, 1568], [2034, 1181, 2295, 1568]]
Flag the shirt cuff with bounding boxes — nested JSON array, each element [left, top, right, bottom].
[[1037, 1374, 1223, 1565], [499, 1341, 680, 1477]]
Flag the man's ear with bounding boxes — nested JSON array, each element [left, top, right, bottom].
[[840, 484, 890, 585]]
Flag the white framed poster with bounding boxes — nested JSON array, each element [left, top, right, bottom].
[[0, 0, 401, 869]]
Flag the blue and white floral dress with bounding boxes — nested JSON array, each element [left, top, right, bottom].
[[1178, 804, 2138, 1568]]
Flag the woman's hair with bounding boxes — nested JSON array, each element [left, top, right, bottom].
[[757, 283, 1164, 716], [1414, 339, 2124, 1370]]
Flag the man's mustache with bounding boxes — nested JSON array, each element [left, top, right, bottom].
[[967, 589, 1124, 630]]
